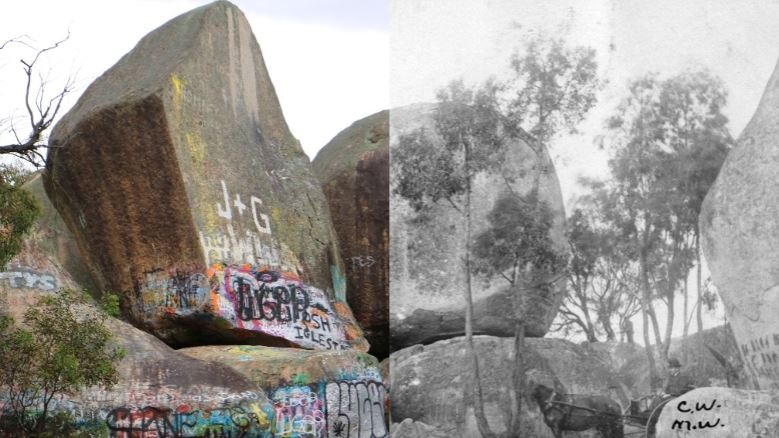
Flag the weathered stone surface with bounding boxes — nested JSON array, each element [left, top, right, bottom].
[[312, 110, 389, 359], [389, 103, 567, 351], [43, 1, 366, 351], [2, 177, 275, 436], [655, 387, 779, 437], [180, 345, 389, 438], [390, 336, 627, 438], [700, 57, 779, 390], [391, 418, 449, 438]]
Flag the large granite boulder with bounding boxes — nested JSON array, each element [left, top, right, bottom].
[[390, 336, 627, 438], [312, 110, 389, 359], [389, 103, 567, 351], [654, 387, 779, 438], [181, 345, 389, 438], [700, 57, 779, 390], [1, 176, 274, 435], [43, 1, 366, 351]]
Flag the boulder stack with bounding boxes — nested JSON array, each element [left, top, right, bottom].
[[389, 103, 567, 351], [1, 176, 274, 435], [390, 336, 627, 438], [313, 110, 390, 358], [43, 1, 366, 351]]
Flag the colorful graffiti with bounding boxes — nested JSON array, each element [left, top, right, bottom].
[[271, 386, 326, 437], [140, 266, 352, 351], [4, 379, 387, 437], [212, 265, 350, 351], [105, 402, 271, 438]]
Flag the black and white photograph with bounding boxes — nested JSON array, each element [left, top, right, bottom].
[[390, 1, 779, 437]]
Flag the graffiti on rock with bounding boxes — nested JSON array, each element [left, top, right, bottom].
[[740, 333, 779, 386], [105, 402, 271, 438], [271, 386, 326, 437], [141, 269, 210, 312], [140, 266, 352, 350], [200, 180, 299, 271], [349, 256, 376, 269], [212, 265, 350, 351], [199, 225, 291, 270], [0, 269, 57, 290], [325, 382, 387, 438], [216, 180, 272, 235]]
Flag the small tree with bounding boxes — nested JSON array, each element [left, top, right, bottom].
[[0, 165, 40, 269], [0, 289, 124, 435], [472, 190, 565, 436]]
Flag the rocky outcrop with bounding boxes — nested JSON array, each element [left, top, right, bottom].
[[313, 110, 389, 358], [391, 419, 449, 438], [181, 345, 388, 438], [390, 336, 627, 438], [700, 57, 779, 390], [1, 176, 274, 435], [389, 103, 567, 351], [655, 387, 779, 437], [43, 1, 366, 351]]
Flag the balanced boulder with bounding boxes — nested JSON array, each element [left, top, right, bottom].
[[43, 1, 366, 351], [700, 57, 779, 390], [389, 103, 567, 351], [313, 110, 389, 358]]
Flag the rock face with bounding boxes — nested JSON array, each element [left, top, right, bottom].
[[390, 336, 627, 438], [389, 103, 567, 351], [700, 57, 779, 390], [181, 345, 389, 438], [1, 176, 275, 436], [654, 387, 779, 438], [312, 110, 389, 359], [43, 1, 366, 351]]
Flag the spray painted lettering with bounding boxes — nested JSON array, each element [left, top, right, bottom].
[[216, 180, 271, 235], [271, 386, 326, 437], [0, 269, 57, 290], [212, 265, 350, 351], [740, 334, 779, 385], [325, 382, 387, 438]]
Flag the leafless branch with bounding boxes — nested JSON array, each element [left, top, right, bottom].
[[0, 31, 73, 167]]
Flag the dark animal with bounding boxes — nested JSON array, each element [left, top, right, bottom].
[[531, 384, 623, 438]]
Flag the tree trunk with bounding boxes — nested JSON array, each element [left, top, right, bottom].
[[640, 253, 659, 391], [579, 292, 598, 342], [600, 311, 616, 341], [696, 237, 703, 333], [662, 286, 675, 361], [647, 300, 663, 353], [509, 285, 526, 438], [683, 276, 689, 338], [464, 144, 496, 438]]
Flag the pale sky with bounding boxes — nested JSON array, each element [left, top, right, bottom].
[[0, 0, 389, 160], [393, 0, 779, 205], [392, 0, 779, 342]]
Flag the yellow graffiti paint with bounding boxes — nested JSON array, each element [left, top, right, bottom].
[[171, 74, 185, 100], [186, 133, 206, 163], [249, 403, 270, 428]]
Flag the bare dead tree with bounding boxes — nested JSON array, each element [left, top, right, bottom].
[[0, 33, 74, 167]]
